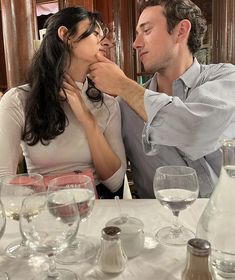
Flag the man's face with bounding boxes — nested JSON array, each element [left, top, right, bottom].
[[133, 6, 177, 74]]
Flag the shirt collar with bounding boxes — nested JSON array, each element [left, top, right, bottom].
[[75, 78, 88, 93], [148, 72, 158, 91], [178, 57, 201, 88], [147, 58, 201, 91]]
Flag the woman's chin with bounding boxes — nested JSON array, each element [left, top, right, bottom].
[[98, 50, 107, 57]]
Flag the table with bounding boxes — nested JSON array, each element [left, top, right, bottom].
[[0, 199, 208, 279]]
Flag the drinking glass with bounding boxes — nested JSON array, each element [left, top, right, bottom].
[[20, 191, 80, 280], [153, 166, 199, 246], [48, 174, 96, 264], [0, 173, 45, 258]]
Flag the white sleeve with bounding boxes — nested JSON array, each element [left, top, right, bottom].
[[100, 99, 127, 192], [0, 88, 25, 177]]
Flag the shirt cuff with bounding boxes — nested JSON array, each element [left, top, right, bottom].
[[100, 164, 126, 192]]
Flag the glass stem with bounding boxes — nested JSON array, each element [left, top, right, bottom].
[[48, 253, 59, 279], [171, 210, 181, 233], [20, 239, 26, 246]]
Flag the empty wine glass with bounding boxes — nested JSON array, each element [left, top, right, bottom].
[[48, 174, 96, 264], [20, 191, 80, 280], [0, 173, 45, 258], [153, 166, 199, 246]]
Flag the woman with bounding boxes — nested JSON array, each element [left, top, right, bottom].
[[0, 7, 126, 198]]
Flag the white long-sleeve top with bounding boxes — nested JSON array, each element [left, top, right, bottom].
[[0, 79, 126, 192]]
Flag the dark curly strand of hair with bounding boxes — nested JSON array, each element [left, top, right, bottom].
[[23, 6, 105, 146], [140, 0, 207, 54]]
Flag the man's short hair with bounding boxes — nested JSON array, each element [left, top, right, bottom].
[[140, 0, 207, 54]]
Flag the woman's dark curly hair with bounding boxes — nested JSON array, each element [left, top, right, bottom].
[[140, 0, 207, 54], [23, 6, 105, 146]]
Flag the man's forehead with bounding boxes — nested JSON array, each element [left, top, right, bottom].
[[137, 5, 165, 28]]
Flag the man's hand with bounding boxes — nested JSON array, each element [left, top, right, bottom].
[[90, 53, 147, 121], [89, 53, 127, 97]]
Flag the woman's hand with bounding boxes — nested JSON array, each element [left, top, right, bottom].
[[61, 74, 123, 183], [61, 74, 95, 128]]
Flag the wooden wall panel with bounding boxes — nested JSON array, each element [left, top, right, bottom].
[[212, 0, 235, 63], [58, 0, 94, 10], [113, 0, 136, 79], [94, 0, 113, 24], [0, 9, 6, 90], [1, 0, 38, 88]]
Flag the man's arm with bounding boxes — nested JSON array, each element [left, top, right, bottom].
[[90, 53, 147, 121]]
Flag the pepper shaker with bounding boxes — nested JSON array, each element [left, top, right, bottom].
[[97, 226, 127, 273], [182, 238, 213, 280]]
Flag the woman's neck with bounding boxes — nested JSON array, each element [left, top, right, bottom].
[[67, 60, 89, 83]]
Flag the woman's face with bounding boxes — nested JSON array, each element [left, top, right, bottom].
[[70, 19, 104, 65]]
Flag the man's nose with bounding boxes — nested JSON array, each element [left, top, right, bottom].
[[133, 34, 143, 49]]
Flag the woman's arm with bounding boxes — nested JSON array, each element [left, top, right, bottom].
[[0, 88, 24, 177], [62, 74, 126, 191]]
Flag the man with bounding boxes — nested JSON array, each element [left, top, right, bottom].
[[90, 0, 235, 198]]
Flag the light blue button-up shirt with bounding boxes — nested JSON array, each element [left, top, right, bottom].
[[142, 58, 235, 196]]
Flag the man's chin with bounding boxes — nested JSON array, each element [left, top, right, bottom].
[[143, 65, 155, 74]]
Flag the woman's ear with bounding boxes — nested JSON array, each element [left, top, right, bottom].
[[175, 19, 191, 43], [58, 26, 68, 41]]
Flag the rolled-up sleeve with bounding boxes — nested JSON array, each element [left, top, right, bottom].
[[142, 65, 235, 160]]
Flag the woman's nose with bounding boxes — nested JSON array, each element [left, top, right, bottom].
[[101, 38, 112, 48]]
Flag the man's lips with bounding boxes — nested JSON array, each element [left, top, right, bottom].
[[139, 51, 148, 60]]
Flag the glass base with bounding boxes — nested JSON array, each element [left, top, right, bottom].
[[6, 239, 31, 258], [155, 226, 195, 246], [33, 268, 79, 280], [56, 236, 97, 264], [0, 272, 9, 280]]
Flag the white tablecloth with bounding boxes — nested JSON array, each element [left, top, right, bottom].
[[0, 198, 208, 279]]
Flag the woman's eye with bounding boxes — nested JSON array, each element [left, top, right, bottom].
[[93, 31, 99, 36]]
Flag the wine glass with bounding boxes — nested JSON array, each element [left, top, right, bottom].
[[0, 199, 6, 246], [48, 174, 96, 264], [0, 200, 8, 280], [153, 166, 199, 246], [0, 173, 45, 258], [20, 191, 80, 280]]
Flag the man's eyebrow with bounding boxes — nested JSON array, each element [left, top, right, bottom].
[[141, 21, 152, 28], [136, 22, 152, 35]]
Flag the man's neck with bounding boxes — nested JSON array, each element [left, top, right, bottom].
[[156, 55, 193, 96]]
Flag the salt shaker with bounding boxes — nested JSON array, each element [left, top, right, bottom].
[[97, 226, 127, 273], [106, 216, 145, 258], [182, 238, 212, 280]]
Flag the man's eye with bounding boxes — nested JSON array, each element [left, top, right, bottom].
[[143, 28, 151, 34]]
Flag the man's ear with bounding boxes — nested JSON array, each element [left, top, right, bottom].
[[58, 26, 68, 42], [175, 19, 191, 43]]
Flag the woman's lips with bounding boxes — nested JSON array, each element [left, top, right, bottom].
[[99, 49, 107, 57]]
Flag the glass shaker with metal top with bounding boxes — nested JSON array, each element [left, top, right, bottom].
[[97, 226, 127, 274], [182, 238, 212, 280]]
